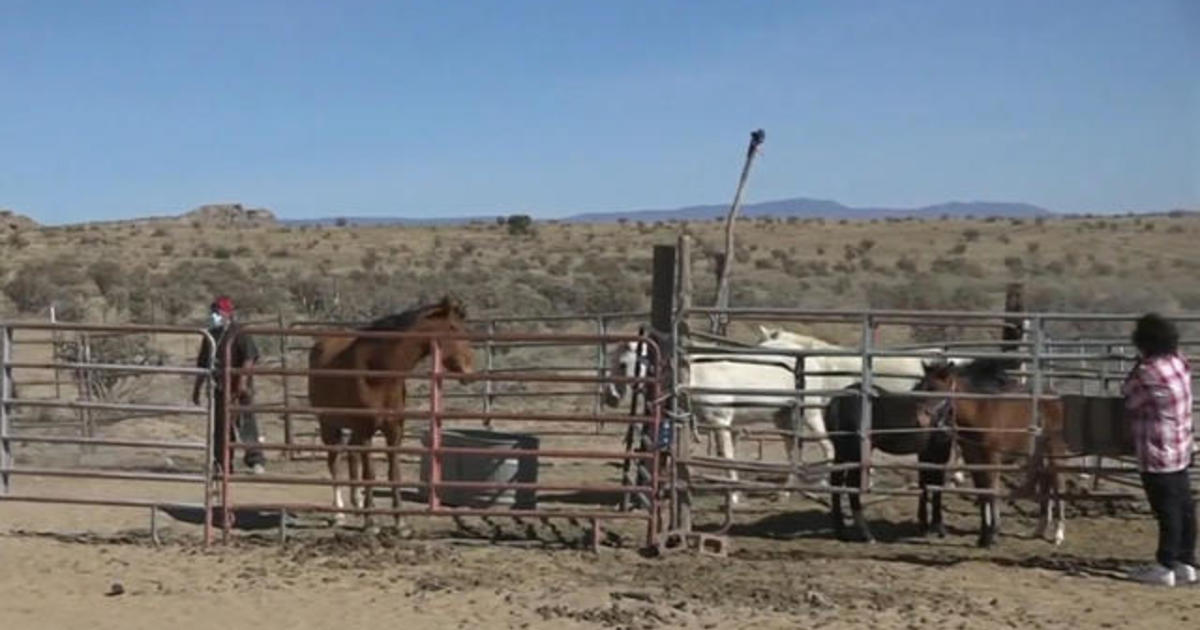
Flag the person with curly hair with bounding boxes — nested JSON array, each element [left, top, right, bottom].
[[1123, 313, 1196, 586]]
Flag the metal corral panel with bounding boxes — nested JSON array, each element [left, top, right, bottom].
[[1061, 395, 1133, 456], [418, 429, 539, 509]]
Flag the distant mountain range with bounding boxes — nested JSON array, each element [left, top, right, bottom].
[[281, 197, 1054, 227]]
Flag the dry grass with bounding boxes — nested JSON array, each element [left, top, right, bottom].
[[3, 212, 1199, 343]]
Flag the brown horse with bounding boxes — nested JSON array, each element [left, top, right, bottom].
[[916, 359, 1069, 548], [308, 296, 475, 530]]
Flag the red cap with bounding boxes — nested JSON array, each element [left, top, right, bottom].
[[211, 296, 234, 315]]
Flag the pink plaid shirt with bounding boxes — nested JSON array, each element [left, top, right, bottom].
[[1122, 353, 1194, 473]]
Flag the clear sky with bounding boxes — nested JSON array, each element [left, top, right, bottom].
[[1, 0, 1196, 224]]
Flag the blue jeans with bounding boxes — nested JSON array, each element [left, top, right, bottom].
[[1142, 469, 1197, 567]]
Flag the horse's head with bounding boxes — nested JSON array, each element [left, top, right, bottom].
[[914, 358, 958, 426], [602, 340, 643, 408], [411, 295, 475, 384], [916, 357, 959, 392]]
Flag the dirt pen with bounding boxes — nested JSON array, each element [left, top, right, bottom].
[[2, 308, 1199, 630]]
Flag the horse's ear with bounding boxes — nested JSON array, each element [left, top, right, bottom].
[[757, 325, 775, 341], [438, 294, 466, 318]]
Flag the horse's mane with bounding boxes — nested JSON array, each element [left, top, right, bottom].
[[954, 358, 1019, 393], [357, 297, 466, 332]]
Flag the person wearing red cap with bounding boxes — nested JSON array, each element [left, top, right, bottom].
[[192, 296, 266, 475]]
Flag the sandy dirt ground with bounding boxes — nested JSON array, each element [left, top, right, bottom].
[[3, 337, 1199, 630], [3, 470, 1199, 630]]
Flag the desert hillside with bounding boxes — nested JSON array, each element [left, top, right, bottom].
[[2, 206, 1197, 342]]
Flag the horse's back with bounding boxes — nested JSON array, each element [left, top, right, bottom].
[[307, 334, 359, 409], [826, 387, 930, 455], [687, 357, 795, 406]]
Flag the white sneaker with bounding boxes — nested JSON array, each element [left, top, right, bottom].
[[1174, 564, 1198, 585], [1130, 564, 1176, 586]]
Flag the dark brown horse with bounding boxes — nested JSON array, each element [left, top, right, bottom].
[[916, 359, 1069, 548], [823, 383, 954, 542], [308, 296, 475, 530]]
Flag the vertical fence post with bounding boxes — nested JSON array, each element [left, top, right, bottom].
[[202, 329, 216, 547], [1029, 317, 1045, 464], [80, 333, 95, 453], [429, 338, 443, 511], [221, 334, 233, 543], [859, 314, 874, 496], [1, 326, 12, 495], [595, 316, 608, 433], [277, 312, 294, 459], [50, 306, 61, 399], [647, 337, 663, 546], [483, 319, 495, 427]]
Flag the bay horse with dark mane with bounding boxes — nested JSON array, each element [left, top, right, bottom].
[[916, 358, 1070, 548], [308, 296, 475, 531]]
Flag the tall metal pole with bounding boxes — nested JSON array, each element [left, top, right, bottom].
[[712, 129, 765, 335]]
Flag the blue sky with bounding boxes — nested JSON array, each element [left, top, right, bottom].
[[1, 0, 1196, 224]]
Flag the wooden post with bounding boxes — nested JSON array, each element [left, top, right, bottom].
[[676, 234, 693, 326], [651, 246, 676, 335], [712, 129, 765, 335]]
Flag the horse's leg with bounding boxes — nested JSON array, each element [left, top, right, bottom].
[[321, 423, 346, 525], [1050, 459, 1065, 546], [848, 463, 874, 543], [347, 435, 364, 510], [962, 442, 996, 547], [381, 420, 408, 534], [713, 417, 742, 505], [774, 407, 798, 500], [806, 405, 834, 486], [350, 426, 376, 532], [950, 440, 967, 487], [929, 437, 950, 538], [830, 467, 846, 540], [978, 465, 1000, 548]]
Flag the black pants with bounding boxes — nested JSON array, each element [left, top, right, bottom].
[[213, 389, 265, 471], [1141, 469, 1197, 567]]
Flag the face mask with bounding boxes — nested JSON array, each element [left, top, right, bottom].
[[209, 312, 226, 328]]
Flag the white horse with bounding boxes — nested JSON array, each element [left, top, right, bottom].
[[603, 326, 965, 504], [603, 334, 814, 504]]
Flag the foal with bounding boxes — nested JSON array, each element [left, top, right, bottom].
[[916, 359, 1069, 548], [824, 384, 953, 542]]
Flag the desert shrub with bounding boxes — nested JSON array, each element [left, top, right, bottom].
[[505, 214, 533, 236], [3, 258, 87, 314], [866, 276, 993, 342], [86, 260, 125, 300], [929, 256, 984, 277], [894, 256, 918, 273], [55, 334, 168, 407]]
